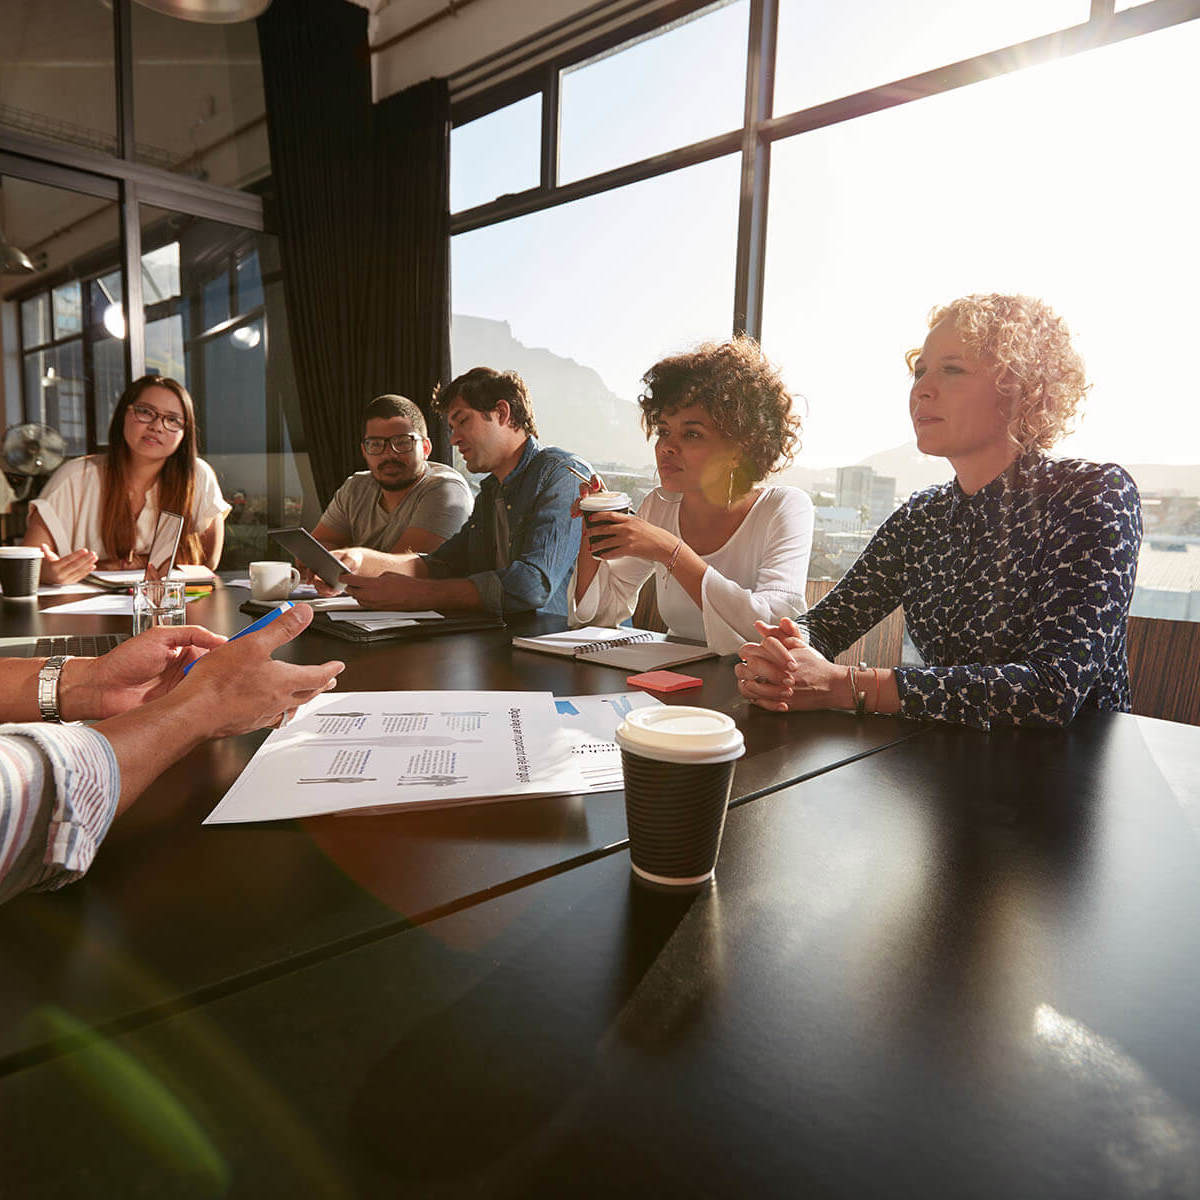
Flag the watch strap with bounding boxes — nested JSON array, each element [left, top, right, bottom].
[[37, 655, 72, 723]]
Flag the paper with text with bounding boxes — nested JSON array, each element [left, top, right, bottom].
[[555, 691, 662, 792], [204, 691, 587, 822]]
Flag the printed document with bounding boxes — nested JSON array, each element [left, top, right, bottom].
[[204, 691, 587, 822], [555, 691, 662, 792]]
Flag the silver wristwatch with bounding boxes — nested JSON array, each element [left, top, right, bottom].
[[37, 655, 72, 723]]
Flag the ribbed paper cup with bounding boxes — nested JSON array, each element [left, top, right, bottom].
[[616, 706, 745, 889], [579, 491, 632, 558], [0, 546, 43, 599]]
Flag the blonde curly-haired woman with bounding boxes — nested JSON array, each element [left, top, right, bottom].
[[735, 294, 1143, 730]]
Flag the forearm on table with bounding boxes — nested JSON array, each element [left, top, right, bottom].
[[0, 657, 106, 723], [891, 657, 1088, 729], [94, 694, 214, 813], [808, 664, 899, 715], [415, 576, 484, 611]]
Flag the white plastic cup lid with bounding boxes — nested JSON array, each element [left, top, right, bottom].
[[579, 492, 631, 512], [616, 705, 745, 764], [0, 547, 44, 558]]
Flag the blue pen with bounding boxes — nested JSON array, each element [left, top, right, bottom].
[[182, 601, 294, 675]]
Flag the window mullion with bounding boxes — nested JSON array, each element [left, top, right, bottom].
[[733, 0, 778, 340]]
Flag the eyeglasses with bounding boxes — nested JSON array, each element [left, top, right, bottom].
[[362, 433, 422, 456], [129, 402, 186, 434]]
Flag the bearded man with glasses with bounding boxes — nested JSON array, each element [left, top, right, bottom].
[[310, 395, 471, 568]]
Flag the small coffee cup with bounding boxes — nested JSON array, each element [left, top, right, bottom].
[[0, 546, 44, 599], [579, 491, 632, 558], [615, 705, 745, 889], [250, 560, 300, 602]]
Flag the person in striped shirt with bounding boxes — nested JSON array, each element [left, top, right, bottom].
[[0, 604, 343, 904]]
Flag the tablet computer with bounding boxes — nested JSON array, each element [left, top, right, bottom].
[[268, 526, 348, 588], [145, 510, 184, 580]]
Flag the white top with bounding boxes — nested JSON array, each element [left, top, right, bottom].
[[570, 484, 813, 655], [31, 455, 230, 560]]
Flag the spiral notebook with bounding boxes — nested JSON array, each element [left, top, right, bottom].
[[512, 626, 717, 670]]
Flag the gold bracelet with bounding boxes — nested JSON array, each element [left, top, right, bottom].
[[852, 661, 868, 717], [665, 540, 683, 576]]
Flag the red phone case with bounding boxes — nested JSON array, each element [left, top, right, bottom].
[[626, 670, 704, 693]]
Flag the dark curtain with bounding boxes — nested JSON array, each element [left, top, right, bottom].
[[367, 79, 452, 464], [257, 0, 452, 502]]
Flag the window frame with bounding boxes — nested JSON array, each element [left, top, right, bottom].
[[450, 0, 1200, 341]]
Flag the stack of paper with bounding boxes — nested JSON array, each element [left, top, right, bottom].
[[326, 610, 445, 632]]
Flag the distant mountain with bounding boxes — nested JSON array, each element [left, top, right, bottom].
[[451, 316, 653, 470], [855, 443, 1200, 501], [1121, 463, 1200, 496], [858, 444, 953, 499]]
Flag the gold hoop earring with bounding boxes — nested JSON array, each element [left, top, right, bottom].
[[727, 464, 735, 507]]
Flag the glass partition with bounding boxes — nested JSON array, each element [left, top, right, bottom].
[[131, 4, 269, 190], [0, 0, 117, 156]]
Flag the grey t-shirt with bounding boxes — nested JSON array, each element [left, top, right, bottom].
[[319, 462, 472, 551]]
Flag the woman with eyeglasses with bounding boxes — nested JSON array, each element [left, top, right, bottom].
[[24, 375, 230, 585]]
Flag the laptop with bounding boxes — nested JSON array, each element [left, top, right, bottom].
[[0, 632, 131, 658], [0, 512, 185, 658]]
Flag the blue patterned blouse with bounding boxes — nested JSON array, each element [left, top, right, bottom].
[[801, 453, 1143, 729]]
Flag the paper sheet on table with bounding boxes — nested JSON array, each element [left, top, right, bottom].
[[204, 691, 588, 822], [41, 593, 134, 615], [555, 692, 662, 792], [37, 582, 105, 595], [325, 610, 445, 631], [227, 579, 320, 599]]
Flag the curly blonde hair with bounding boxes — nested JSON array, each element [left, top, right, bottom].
[[638, 336, 801, 491], [905, 294, 1089, 452]]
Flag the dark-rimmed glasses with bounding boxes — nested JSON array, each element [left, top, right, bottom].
[[129, 402, 186, 434], [362, 433, 422, 456]]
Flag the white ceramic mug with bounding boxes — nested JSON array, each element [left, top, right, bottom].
[[250, 560, 300, 602]]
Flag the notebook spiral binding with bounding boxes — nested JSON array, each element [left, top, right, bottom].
[[572, 632, 659, 656]]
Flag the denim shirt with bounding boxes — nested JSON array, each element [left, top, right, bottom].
[[801, 453, 1143, 730], [423, 437, 591, 616]]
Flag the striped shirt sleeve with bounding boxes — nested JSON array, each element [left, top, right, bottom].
[[0, 724, 120, 905]]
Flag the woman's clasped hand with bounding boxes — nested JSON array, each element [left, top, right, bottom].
[[736, 617, 852, 712]]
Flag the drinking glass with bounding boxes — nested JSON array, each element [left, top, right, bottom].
[[132, 578, 187, 635]]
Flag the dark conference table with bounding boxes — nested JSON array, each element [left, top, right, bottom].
[[4, 585, 1199, 1197], [0, 583, 920, 1068]]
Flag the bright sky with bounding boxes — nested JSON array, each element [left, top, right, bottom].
[[451, 1, 1200, 472]]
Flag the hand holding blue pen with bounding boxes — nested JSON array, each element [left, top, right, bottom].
[[181, 601, 295, 675]]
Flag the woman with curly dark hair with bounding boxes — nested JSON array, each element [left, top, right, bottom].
[[570, 337, 812, 654]]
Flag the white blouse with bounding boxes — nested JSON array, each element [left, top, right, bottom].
[[570, 484, 813, 655], [31, 455, 231, 561]]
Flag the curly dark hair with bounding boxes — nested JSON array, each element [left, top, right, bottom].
[[638, 337, 801, 491]]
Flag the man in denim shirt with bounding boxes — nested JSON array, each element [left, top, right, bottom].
[[341, 368, 590, 616]]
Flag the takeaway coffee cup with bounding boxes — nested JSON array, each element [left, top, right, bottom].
[[579, 491, 632, 558], [0, 546, 43, 599], [250, 560, 300, 602], [615, 705, 745, 889]]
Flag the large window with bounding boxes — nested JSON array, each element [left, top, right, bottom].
[[0, 0, 117, 156], [4, 176, 123, 456], [131, 4, 269, 190], [558, 0, 749, 184], [0, 2, 310, 569], [452, 155, 741, 503], [451, 0, 1200, 620]]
